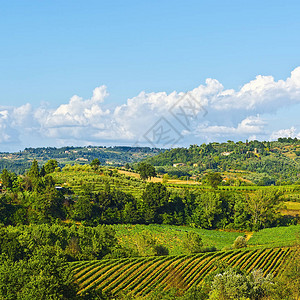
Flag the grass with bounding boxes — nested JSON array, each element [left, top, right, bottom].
[[113, 224, 242, 254], [112, 224, 300, 254], [247, 225, 300, 247], [284, 201, 300, 210]]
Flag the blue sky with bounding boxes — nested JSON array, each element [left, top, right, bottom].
[[1, 0, 300, 151]]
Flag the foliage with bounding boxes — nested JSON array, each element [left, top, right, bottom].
[[233, 236, 247, 249], [44, 159, 58, 174], [0, 146, 163, 174], [136, 162, 157, 180], [0, 146, 299, 299], [27, 159, 39, 180], [0, 160, 298, 230], [147, 140, 300, 184], [0, 246, 78, 300], [1, 169, 16, 190], [113, 224, 241, 255], [142, 182, 170, 223], [182, 231, 203, 254], [246, 189, 282, 230], [0, 223, 118, 262], [134, 230, 169, 256], [204, 172, 223, 189], [209, 268, 275, 300], [90, 158, 101, 171]]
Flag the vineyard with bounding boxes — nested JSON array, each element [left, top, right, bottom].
[[70, 247, 297, 298], [52, 164, 146, 198]]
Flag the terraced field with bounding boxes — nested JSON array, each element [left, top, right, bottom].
[[70, 247, 297, 297]]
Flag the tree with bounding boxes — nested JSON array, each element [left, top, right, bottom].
[[1, 169, 13, 190], [246, 189, 281, 230], [44, 159, 58, 174], [191, 192, 223, 229], [134, 230, 168, 256], [204, 172, 222, 189], [142, 182, 169, 223], [0, 247, 78, 300], [162, 174, 169, 183], [39, 166, 46, 177], [72, 197, 93, 221], [90, 159, 100, 171], [27, 159, 40, 180], [136, 162, 156, 180]]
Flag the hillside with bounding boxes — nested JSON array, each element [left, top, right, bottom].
[[0, 146, 162, 174], [71, 246, 298, 298], [0, 154, 300, 299], [146, 138, 300, 185]]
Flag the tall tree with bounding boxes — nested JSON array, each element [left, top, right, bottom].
[[204, 172, 223, 189], [44, 159, 58, 174], [136, 162, 156, 181], [142, 182, 169, 223], [1, 169, 13, 190], [27, 159, 40, 180], [246, 189, 281, 230]]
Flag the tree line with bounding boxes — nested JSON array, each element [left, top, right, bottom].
[[0, 159, 294, 231]]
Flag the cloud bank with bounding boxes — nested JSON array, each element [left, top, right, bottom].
[[1, 67, 300, 151]]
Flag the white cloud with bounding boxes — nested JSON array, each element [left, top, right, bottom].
[[34, 86, 111, 140], [1, 67, 300, 151], [0, 109, 20, 145], [193, 116, 266, 141], [0, 110, 11, 143], [270, 127, 300, 140]]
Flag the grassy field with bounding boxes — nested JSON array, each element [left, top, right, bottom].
[[284, 201, 300, 210], [113, 224, 242, 255], [112, 224, 300, 255], [247, 225, 300, 247], [71, 246, 297, 298]]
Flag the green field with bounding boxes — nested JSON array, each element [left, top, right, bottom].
[[113, 224, 300, 255], [247, 224, 300, 247], [113, 224, 242, 255]]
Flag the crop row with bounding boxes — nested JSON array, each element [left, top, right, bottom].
[[71, 247, 296, 297]]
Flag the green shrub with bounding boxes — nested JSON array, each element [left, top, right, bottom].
[[233, 236, 247, 249]]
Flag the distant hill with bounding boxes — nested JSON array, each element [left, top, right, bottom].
[[146, 138, 300, 185], [0, 146, 163, 174]]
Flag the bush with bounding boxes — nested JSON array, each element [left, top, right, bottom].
[[183, 231, 203, 254], [233, 236, 247, 249], [209, 268, 275, 300]]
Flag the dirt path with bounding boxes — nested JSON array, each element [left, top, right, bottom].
[[245, 232, 253, 242]]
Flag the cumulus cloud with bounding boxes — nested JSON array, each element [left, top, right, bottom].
[[1, 67, 300, 151], [34, 86, 111, 140], [0, 109, 21, 146], [270, 127, 300, 140], [192, 116, 266, 143]]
